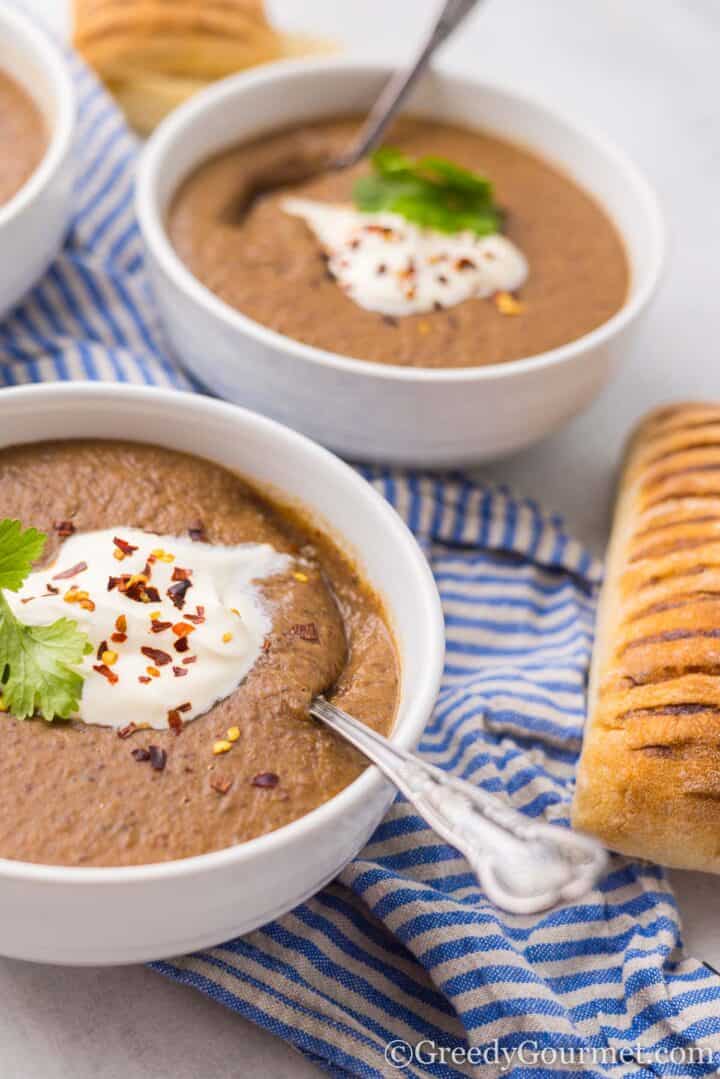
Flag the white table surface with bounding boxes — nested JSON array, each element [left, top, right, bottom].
[[6, 0, 720, 1075]]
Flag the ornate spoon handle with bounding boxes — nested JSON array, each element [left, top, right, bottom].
[[310, 698, 607, 915]]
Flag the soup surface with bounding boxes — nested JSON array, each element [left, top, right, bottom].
[[0, 441, 399, 867], [169, 116, 630, 368], [0, 71, 46, 206]]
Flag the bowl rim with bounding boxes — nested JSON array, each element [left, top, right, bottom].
[[0, 4, 75, 229], [136, 55, 666, 385], [0, 382, 446, 884]]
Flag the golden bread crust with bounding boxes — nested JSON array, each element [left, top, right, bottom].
[[572, 403, 720, 871]]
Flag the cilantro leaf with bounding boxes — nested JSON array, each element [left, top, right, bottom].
[[0, 520, 92, 721], [0, 519, 46, 591], [353, 148, 502, 236]]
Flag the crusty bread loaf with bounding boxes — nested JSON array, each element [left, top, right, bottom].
[[73, 0, 335, 134], [572, 403, 720, 872]]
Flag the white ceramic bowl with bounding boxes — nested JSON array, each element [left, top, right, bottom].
[[0, 383, 444, 965], [137, 59, 664, 468], [0, 6, 74, 319]]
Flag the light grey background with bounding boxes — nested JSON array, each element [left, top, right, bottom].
[[5, 0, 720, 1075]]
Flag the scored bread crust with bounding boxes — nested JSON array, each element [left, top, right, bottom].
[[572, 403, 720, 872]]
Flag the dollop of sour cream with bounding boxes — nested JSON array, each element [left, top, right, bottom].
[[7, 528, 290, 730], [283, 197, 528, 318]]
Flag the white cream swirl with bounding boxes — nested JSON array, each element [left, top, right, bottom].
[[283, 198, 528, 317], [6, 528, 290, 730]]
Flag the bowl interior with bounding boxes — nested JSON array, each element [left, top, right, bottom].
[[0, 385, 444, 762], [145, 61, 662, 318]]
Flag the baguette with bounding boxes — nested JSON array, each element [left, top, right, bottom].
[[572, 403, 720, 872]]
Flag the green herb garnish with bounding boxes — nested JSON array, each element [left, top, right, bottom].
[[0, 520, 92, 721], [353, 147, 502, 236]]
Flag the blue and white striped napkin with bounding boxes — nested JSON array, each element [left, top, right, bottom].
[[3, 46, 720, 1079]]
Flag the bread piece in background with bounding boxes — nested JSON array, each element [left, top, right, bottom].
[[74, 0, 335, 134], [572, 403, 720, 873]]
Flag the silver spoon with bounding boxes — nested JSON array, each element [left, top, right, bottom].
[[310, 698, 607, 915], [224, 0, 484, 222]]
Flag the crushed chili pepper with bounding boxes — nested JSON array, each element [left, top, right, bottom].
[[188, 521, 207, 543], [172, 666, 188, 678], [148, 746, 167, 771], [113, 536, 138, 557], [96, 639, 108, 662], [167, 579, 191, 610], [455, 257, 476, 271], [151, 621, 173, 634], [177, 702, 192, 713], [45, 583, 60, 595], [118, 722, 138, 739], [52, 561, 88, 581], [182, 655, 197, 665], [167, 709, 183, 734], [252, 772, 279, 789], [93, 663, 118, 685], [141, 646, 172, 667], [111, 632, 127, 644], [115, 615, 127, 633], [53, 520, 75, 538], [172, 567, 192, 582], [138, 676, 152, 685], [174, 636, 190, 654]]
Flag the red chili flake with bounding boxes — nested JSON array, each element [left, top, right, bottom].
[[151, 621, 173, 634], [131, 748, 150, 762], [183, 611, 205, 625], [118, 722, 138, 739], [138, 676, 152, 685], [148, 746, 167, 771], [252, 772, 279, 789], [141, 646, 172, 667], [111, 632, 128, 644], [262, 638, 271, 653], [167, 579, 191, 609], [125, 579, 160, 604], [53, 520, 75, 538], [177, 702, 192, 713], [174, 636, 190, 654], [455, 257, 476, 271], [290, 622, 319, 642], [108, 574, 130, 592], [172, 666, 188, 678], [188, 521, 207, 543], [349, 237, 361, 250], [45, 583, 60, 595], [211, 776, 232, 795], [142, 561, 153, 579], [52, 561, 88, 581], [20, 597, 35, 605], [167, 709, 183, 734], [171, 567, 192, 582], [364, 224, 395, 239], [113, 537, 138, 556], [376, 263, 387, 275], [182, 655, 197, 665], [96, 639, 108, 662], [93, 663, 119, 685]]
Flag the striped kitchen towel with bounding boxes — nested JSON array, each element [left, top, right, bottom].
[[3, 41, 720, 1079]]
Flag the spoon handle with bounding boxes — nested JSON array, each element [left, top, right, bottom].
[[310, 698, 607, 914], [334, 0, 485, 169]]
